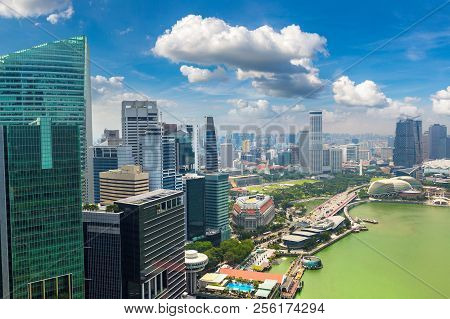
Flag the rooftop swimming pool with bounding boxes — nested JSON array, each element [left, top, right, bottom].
[[226, 282, 254, 292]]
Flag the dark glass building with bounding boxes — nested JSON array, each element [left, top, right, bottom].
[[204, 173, 230, 242], [183, 174, 205, 241], [394, 119, 423, 168], [205, 116, 219, 172], [83, 209, 123, 299], [428, 124, 447, 160], [0, 120, 84, 299], [115, 190, 186, 299]]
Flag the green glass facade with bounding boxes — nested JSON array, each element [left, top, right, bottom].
[[0, 36, 93, 201], [204, 173, 231, 242], [0, 122, 84, 299]]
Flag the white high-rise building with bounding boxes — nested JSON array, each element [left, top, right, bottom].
[[220, 143, 233, 168], [309, 111, 323, 175], [121, 100, 159, 164]]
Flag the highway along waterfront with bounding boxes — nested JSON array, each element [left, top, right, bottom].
[[297, 202, 450, 298]]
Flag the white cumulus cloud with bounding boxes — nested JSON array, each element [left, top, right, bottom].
[[431, 86, 450, 116], [332, 76, 389, 108], [179, 65, 226, 83], [152, 15, 327, 97], [367, 97, 421, 119], [0, 0, 74, 23]]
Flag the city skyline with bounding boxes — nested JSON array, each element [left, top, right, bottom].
[[0, 0, 449, 139]]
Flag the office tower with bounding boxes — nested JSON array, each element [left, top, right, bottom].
[[140, 124, 181, 191], [0, 120, 84, 299], [99, 165, 149, 205], [204, 173, 231, 242], [100, 129, 122, 146], [0, 36, 93, 203], [298, 130, 309, 172], [428, 124, 447, 160], [163, 123, 178, 135], [290, 146, 300, 164], [121, 100, 158, 164], [309, 111, 323, 174], [393, 119, 423, 168], [92, 145, 119, 204], [83, 208, 123, 299], [322, 148, 331, 172], [170, 129, 195, 173], [115, 190, 186, 299], [447, 136, 450, 159], [422, 131, 430, 160], [330, 147, 343, 173], [278, 151, 291, 166], [92, 145, 134, 203], [183, 174, 206, 241], [345, 144, 360, 162], [205, 116, 219, 172], [185, 251, 208, 295], [220, 143, 233, 168]]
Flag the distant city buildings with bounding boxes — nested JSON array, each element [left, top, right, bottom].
[[330, 147, 343, 173], [220, 142, 233, 168]]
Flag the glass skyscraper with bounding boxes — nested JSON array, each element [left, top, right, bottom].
[[204, 173, 231, 242], [0, 120, 84, 299], [0, 36, 93, 201], [394, 119, 423, 168], [309, 111, 323, 175], [205, 116, 219, 172]]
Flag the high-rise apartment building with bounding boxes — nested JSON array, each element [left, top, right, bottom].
[[428, 124, 447, 160], [0, 120, 84, 299], [393, 119, 423, 168], [183, 174, 206, 241], [121, 100, 158, 164], [99, 165, 149, 205], [309, 111, 323, 174], [204, 173, 230, 242], [220, 143, 233, 168], [205, 116, 219, 172], [115, 190, 186, 299], [0, 36, 93, 202]]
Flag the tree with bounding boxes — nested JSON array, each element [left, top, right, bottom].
[[185, 241, 213, 253], [105, 204, 119, 212]]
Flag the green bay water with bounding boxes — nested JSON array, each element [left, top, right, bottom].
[[297, 202, 450, 298]]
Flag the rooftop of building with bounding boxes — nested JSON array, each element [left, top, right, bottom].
[[199, 273, 228, 284], [115, 189, 182, 206], [100, 165, 148, 180], [423, 159, 450, 169], [235, 194, 273, 209], [282, 235, 310, 243], [185, 250, 209, 265], [218, 268, 284, 284]]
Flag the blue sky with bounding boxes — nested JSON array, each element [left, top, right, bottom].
[[0, 0, 449, 139]]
